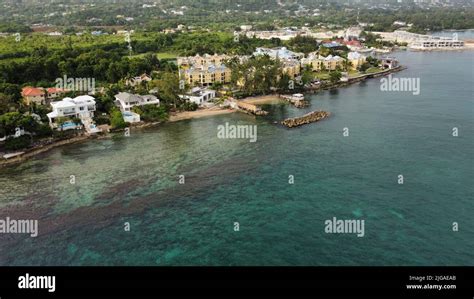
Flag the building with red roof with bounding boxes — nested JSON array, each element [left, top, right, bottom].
[[21, 87, 46, 105], [22, 87, 68, 106]]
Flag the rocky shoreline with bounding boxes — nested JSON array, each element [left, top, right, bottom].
[[0, 134, 94, 167], [281, 111, 331, 128]]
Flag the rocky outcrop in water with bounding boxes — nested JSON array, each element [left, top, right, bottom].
[[281, 111, 331, 128], [293, 100, 310, 108], [236, 101, 268, 115], [280, 95, 310, 108]]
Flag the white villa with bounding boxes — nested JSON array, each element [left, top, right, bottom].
[[179, 87, 216, 106], [114, 92, 160, 123], [47, 95, 101, 133], [114, 92, 160, 112]]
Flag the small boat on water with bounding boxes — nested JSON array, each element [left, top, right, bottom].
[[281, 93, 305, 101], [291, 93, 305, 101]]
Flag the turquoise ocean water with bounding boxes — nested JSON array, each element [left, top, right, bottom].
[[0, 46, 473, 266]]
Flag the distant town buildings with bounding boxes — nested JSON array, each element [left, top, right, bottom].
[[47, 31, 62, 36], [410, 38, 464, 49], [373, 30, 465, 49], [344, 26, 362, 40], [244, 29, 311, 41], [240, 25, 253, 31], [321, 41, 345, 50], [393, 21, 407, 27]]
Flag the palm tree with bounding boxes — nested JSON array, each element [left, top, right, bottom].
[[72, 117, 82, 131], [56, 117, 67, 132], [343, 60, 353, 72]]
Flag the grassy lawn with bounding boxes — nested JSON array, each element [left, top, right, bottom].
[[348, 70, 360, 78], [157, 52, 178, 60], [366, 67, 382, 74], [130, 52, 177, 60], [314, 71, 330, 80]]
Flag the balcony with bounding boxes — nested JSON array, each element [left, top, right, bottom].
[[62, 109, 76, 115]]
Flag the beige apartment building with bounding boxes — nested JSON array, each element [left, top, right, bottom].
[[178, 54, 232, 86], [281, 60, 301, 79], [301, 53, 345, 72], [347, 52, 366, 70]]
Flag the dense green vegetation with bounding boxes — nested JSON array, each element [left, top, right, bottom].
[[225, 55, 319, 96], [287, 36, 320, 54], [109, 108, 127, 130], [226, 55, 281, 96], [0, 111, 53, 149], [1, 1, 472, 33], [132, 105, 168, 122]]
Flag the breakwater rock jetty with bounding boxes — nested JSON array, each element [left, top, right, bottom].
[[281, 110, 331, 128]]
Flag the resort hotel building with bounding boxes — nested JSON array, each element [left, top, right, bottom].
[[301, 53, 345, 71], [410, 37, 464, 50], [374, 30, 465, 50], [253, 47, 303, 79]]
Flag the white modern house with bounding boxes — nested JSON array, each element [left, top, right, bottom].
[[114, 92, 160, 112], [47, 95, 101, 133], [114, 92, 160, 123], [179, 87, 216, 106]]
